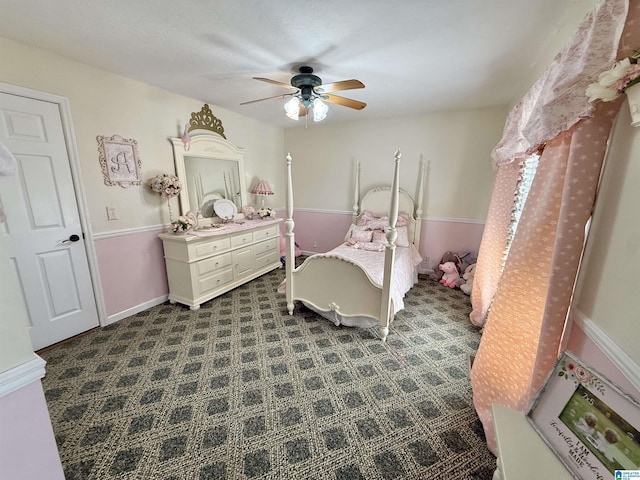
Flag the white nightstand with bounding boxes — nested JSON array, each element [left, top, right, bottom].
[[492, 403, 573, 480]]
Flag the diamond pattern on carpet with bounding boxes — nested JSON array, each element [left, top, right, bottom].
[[40, 268, 496, 479]]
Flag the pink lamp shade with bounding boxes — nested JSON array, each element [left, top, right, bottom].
[[250, 180, 274, 207], [250, 180, 274, 196]]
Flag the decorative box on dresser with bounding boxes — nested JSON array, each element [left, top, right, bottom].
[[159, 218, 282, 310]]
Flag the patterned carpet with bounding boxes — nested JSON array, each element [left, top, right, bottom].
[[40, 266, 496, 479]]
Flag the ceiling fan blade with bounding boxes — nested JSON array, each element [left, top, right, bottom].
[[316, 79, 365, 93], [299, 105, 308, 117], [240, 93, 294, 105], [323, 94, 367, 110], [253, 77, 295, 90]]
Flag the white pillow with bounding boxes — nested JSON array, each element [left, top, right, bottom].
[[372, 226, 410, 247], [390, 226, 410, 247], [344, 224, 373, 243], [353, 241, 385, 252]]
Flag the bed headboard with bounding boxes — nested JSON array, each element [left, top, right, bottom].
[[358, 187, 419, 246], [360, 187, 414, 216], [348, 155, 425, 247]]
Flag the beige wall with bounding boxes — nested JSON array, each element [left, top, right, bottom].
[[284, 108, 506, 220], [0, 36, 284, 371], [0, 36, 285, 234], [508, 0, 599, 109], [573, 100, 640, 367]]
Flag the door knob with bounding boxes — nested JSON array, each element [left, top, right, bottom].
[[61, 234, 81, 245]]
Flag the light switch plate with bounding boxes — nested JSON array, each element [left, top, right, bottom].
[[106, 207, 118, 220]]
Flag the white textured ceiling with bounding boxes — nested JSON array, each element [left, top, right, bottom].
[[0, 0, 583, 127]]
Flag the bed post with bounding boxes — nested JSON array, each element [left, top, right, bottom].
[[285, 153, 295, 315], [414, 156, 426, 246], [352, 159, 360, 224], [379, 149, 401, 342]]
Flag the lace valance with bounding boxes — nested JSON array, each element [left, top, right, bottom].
[[492, 0, 628, 165]]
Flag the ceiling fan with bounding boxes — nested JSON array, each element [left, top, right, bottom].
[[241, 66, 366, 121]]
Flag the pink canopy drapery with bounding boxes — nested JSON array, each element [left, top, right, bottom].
[[490, 0, 628, 167], [469, 0, 640, 454], [471, 101, 622, 453]]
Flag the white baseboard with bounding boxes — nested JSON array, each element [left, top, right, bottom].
[[573, 308, 640, 392], [104, 295, 169, 326], [418, 268, 435, 275], [0, 354, 46, 398]]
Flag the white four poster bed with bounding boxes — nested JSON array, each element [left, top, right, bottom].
[[283, 150, 425, 342]]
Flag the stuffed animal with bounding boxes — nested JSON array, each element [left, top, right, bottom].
[[457, 252, 477, 281], [279, 231, 301, 265], [439, 262, 459, 288], [459, 263, 476, 295], [429, 251, 459, 282]]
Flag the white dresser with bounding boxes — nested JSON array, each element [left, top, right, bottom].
[[159, 218, 282, 310]]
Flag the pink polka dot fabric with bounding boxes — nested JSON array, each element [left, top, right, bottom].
[[469, 161, 520, 327], [469, 0, 640, 454], [471, 101, 622, 455]]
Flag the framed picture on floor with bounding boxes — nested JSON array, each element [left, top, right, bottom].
[[527, 350, 640, 479]]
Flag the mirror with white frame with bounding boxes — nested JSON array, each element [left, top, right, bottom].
[[170, 131, 247, 221]]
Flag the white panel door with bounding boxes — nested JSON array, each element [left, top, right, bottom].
[[0, 92, 99, 350]]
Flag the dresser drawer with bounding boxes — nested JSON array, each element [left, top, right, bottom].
[[198, 268, 233, 295], [192, 237, 231, 260], [197, 252, 232, 276], [254, 237, 278, 256], [253, 225, 278, 242], [232, 232, 253, 247], [255, 251, 280, 270]]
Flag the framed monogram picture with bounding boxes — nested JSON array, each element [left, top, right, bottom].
[[97, 134, 142, 187]]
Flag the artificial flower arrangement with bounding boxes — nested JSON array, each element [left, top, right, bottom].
[[148, 173, 181, 198], [586, 50, 640, 102], [148, 173, 182, 221], [243, 205, 256, 219], [170, 214, 197, 233], [258, 207, 276, 218]]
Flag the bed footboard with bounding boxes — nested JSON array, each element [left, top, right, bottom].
[[289, 255, 392, 339]]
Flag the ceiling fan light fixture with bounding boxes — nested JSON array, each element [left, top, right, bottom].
[[313, 98, 328, 122], [284, 96, 300, 120], [245, 66, 365, 122]]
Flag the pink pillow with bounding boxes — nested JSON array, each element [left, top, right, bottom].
[[397, 212, 410, 227], [357, 210, 378, 227], [358, 210, 411, 229], [366, 217, 389, 230], [372, 230, 387, 244]]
